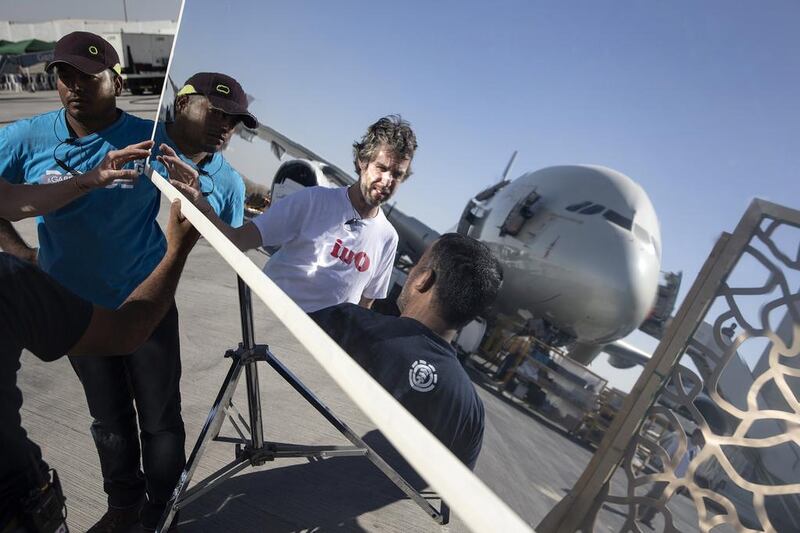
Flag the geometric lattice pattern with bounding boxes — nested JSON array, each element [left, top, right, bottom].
[[602, 215, 800, 532]]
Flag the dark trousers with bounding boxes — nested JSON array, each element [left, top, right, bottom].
[[69, 303, 185, 528]]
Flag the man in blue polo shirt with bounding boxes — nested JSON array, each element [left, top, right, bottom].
[[0, 32, 248, 532], [151, 72, 257, 228], [310, 234, 503, 469]]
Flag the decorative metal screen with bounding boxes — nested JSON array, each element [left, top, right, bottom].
[[538, 200, 800, 533]]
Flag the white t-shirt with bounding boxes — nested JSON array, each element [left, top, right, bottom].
[[252, 186, 399, 312]]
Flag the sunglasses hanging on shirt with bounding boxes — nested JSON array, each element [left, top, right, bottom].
[[53, 143, 84, 177], [52, 110, 87, 177]]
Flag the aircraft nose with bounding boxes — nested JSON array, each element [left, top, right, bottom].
[[573, 234, 660, 343]]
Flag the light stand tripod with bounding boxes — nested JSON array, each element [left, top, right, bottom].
[[156, 277, 449, 532]]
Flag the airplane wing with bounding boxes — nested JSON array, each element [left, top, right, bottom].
[[602, 340, 651, 369], [239, 123, 356, 187]]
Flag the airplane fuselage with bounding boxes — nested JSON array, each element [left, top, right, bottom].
[[462, 165, 662, 345]]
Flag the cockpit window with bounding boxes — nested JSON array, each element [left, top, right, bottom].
[[579, 204, 605, 215], [566, 201, 592, 212], [274, 161, 317, 187], [603, 209, 633, 230]]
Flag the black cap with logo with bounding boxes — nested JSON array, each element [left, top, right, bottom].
[[46, 31, 122, 76], [176, 72, 258, 129]]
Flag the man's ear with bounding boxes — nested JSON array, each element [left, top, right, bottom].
[[414, 268, 436, 294], [175, 94, 189, 113], [113, 75, 123, 96]]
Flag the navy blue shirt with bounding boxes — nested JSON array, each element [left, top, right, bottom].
[[310, 303, 485, 469], [0, 253, 93, 499]]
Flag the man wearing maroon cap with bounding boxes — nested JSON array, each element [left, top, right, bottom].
[[0, 31, 197, 532], [151, 72, 259, 228]]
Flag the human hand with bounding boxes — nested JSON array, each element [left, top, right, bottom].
[[22, 246, 38, 266], [157, 144, 200, 191], [165, 199, 200, 257], [170, 178, 214, 216], [77, 140, 153, 190]]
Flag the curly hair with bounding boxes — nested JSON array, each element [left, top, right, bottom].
[[352, 115, 418, 177]]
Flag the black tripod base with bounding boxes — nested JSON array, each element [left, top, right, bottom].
[[156, 343, 449, 532]]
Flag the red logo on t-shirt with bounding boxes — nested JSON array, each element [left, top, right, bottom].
[[330, 239, 370, 272]]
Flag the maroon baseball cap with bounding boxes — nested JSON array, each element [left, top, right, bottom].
[[176, 72, 258, 129], [46, 31, 121, 76]]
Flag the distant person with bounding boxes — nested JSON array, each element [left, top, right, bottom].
[[151, 71, 258, 228], [493, 331, 533, 383], [310, 234, 503, 468], [721, 323, 737, 339], [0, 31, 216, 532], [172, 115, 418, 312]]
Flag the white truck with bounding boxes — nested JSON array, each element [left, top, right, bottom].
[[101, 32, 173, 95]]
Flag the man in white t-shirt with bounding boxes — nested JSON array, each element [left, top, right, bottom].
[[168, 115, 417, 311]]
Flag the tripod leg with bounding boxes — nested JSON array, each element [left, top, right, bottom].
[[358, 438, 447, 524], [156, 355, 246, 533], [264, 352, 446, 524]]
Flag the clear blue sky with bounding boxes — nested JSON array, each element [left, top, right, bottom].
[[0, 0, 181, 22]]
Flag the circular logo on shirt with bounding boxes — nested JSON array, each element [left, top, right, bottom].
[[409, 360, 438, 392]]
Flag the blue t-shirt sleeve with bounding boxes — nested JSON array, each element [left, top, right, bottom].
[[215, 168, 245, 227], [227, 176, 245, 228], [0, 121, 26, 184]]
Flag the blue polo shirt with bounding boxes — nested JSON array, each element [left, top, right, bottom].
[[0, 109, 163, 308], [151, 122, 245, 228]]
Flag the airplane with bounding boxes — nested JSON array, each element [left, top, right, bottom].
[[221, 120, 683, 369]]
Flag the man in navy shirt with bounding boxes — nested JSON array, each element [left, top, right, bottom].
[[151, 71, 258, 228], [311, 233, 503, 468]]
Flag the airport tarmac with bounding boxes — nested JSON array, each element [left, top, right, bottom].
[[0, 91, 161, 125], [5, 91, 704, 532]]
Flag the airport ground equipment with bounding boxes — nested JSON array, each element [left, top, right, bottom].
[[156, 278, 449, 532], [498, 339, 606, 435], [102, 32, 172, 95], [539, 199, 800, 533], [575, 387, 626, 448]]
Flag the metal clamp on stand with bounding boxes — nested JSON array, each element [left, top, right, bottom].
[[156, 277, 449, 532]]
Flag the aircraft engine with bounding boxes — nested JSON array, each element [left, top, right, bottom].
[[607, 353, 638, 369]]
